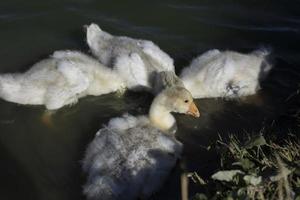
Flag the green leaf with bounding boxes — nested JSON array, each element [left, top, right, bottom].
[[233, 158, 255, 170], [211, 170, 244, 182], [243, 175, 262, 186]]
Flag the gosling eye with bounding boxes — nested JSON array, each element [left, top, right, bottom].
[[184, 100, 189, 103]]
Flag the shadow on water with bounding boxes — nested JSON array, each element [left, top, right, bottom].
[[0, 0, 300, 199]]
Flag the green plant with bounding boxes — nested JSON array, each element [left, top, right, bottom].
[[189, 135, 300, 200]]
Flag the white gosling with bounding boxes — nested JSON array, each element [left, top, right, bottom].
[[0, 50, 124, 110], [180, 49, 272, 99], [82, 86, 200, 200], [86, 23, 175, 91]]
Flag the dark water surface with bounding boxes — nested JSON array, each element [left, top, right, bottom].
[[1, 1, 300, 200]]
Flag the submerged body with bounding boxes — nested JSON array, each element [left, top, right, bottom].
[[180, 49, 272, 98], [86, 23, 175, 91], [0, 51, 124, 110], [82, 87, 200, 200]]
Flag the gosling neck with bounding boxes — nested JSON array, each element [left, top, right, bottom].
[[149, 95, 176, 133]]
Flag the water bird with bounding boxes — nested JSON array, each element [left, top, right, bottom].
[[82, 86, 200, 200], [180, 49, 272, 99], [0, 50, 124, 110], [86, 23, 176, 92]]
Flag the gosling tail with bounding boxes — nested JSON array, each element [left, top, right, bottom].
[[86, 23, 113, 57], [0, 74, 23, 103], [253, 47, 273, 79], [0, 73, 43, 105], [252, 46, 272, 58]]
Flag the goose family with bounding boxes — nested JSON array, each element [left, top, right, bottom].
[[82, 86, 200, 200], [180, 49, 272, 98], [0, 22, 275, 200], [0, 50, 124, 110], [86, 23, 175, 91]]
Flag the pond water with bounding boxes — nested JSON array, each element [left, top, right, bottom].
[[0, 0, 300, 199]]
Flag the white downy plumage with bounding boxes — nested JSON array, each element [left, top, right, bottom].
[[86, 23, 175, 91], [0, 50, 124, 110], [82, 86, 200, 200], [180, 49, 272, 98]]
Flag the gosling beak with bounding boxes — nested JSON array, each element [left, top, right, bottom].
[[186, 102, 200, 117]]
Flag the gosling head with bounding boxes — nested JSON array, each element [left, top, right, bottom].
[[149, 86, 200, 133], [163, 86, 200, 117]]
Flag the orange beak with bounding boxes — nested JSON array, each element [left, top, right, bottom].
[[186, 101, 200, 117]]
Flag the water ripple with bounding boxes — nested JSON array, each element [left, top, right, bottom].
[[0, 11, 51, 22], [68, 8, 175, 37], [166, 3, 210, 11], [193, 17, 299, 33]]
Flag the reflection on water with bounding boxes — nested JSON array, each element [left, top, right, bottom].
[[0, 0, 300, 200]]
